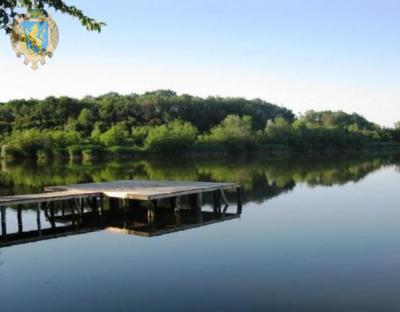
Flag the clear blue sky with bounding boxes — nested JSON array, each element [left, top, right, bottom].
[[1, 0, 399, 126]]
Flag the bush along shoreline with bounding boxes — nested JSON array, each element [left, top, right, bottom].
[[1, 90, 400, 161]]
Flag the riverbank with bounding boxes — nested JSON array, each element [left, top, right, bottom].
[[1, 141, 400, 163]]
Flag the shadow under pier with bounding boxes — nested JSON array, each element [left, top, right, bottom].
[[0, 182, 243, 247]]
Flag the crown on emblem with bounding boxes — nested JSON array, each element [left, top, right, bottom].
[[10, 9, 59, 70]]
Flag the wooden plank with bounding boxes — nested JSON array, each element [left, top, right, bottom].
[[0, 190, 102, 206]]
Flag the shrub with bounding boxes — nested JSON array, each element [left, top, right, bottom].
[[68, 145, 83, 159], [36, 149, 51, 161], [131, 126, 150, 147], [82, 149, 95, 161], [1, 144, 22, 160], [99, 123, 129, 147], [48, 130, 82, 147], [264, 117, 295, 145], [3, 129, 52, 158], [81, 145, 105, 160], [199, 115, 256, 152], [106, 146, 138, 157], [53, 147, 69, 159], [145, 120, 198, 153]]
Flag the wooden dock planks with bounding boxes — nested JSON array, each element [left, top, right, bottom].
[[45, 180, 240, 201], [0, 190, 102, 206], [0, 180, 240, 208]]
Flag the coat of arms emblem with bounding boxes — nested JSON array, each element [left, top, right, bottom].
[[10, 11, 59, 70]]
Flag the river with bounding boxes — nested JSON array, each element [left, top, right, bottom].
[[0, 153, 399, 311]]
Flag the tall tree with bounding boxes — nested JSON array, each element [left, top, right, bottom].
[[0, 0, 105, 34]]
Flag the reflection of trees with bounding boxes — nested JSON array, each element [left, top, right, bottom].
[[262, 156, 388, 187], [0, 153, 398, 204]]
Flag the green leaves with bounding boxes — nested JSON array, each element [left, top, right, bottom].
[[0, 0, 105, 33], [145, 120, 198, 153]]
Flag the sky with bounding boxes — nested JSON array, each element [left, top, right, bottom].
[[0, 0, 399, 127]]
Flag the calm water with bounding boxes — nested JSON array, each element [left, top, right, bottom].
[[1, 153, 400, 311]]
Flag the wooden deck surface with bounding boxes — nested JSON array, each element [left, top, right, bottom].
[[45, 180, 239, 201], [0, 190, 102, 206]]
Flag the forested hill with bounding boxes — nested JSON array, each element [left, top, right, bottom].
[[0, 90, 399, 161], [0, 90, 294, 134]]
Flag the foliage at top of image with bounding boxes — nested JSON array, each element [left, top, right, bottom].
[[0, 0, 105, 34]]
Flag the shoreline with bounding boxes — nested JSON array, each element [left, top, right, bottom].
[[2, 142, 400, 163]]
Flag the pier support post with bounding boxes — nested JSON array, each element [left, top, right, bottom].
[[147, 201, 156, 224], [87, 197, 97, 211], [37, 203, 42, 236], [172, 196, 181, 226], [189, 193, 202, 212], [109, 197, 119, 210], [1, 206, 6, 239], [98, 196, 104, 215], [213, 191, 221, 213], [49, 202, 56, 229], [172, 196, 182, 214], [220, 189, 229, 206], [61, 201, 65, 217], [71, 200, 76, 226], [236, 187, 242, 215], [17, 205, 23, 233], [79, 198, 84, 216], [170, 197, 176, 210], [128, 199, 139, 209]]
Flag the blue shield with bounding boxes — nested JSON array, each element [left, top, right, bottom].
[[21, 21, 49, 54]]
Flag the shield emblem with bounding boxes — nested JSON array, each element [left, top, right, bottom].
[[11, 14, 59, 70], [21, 20, 49, 54]]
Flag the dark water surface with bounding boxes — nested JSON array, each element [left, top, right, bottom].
[[1, 154, 400, 311]]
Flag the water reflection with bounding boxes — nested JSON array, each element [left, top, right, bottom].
[[0, 199, 242, 248], [1, 153, 399, 203]]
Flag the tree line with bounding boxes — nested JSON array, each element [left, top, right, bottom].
[[0, 90, 399, 160]]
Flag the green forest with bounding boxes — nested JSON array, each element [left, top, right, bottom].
[[1, 90, 400, 161]]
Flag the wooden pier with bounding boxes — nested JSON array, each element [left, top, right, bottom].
[[44, 180, 240, 201], [0, 180, 242, 247]]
